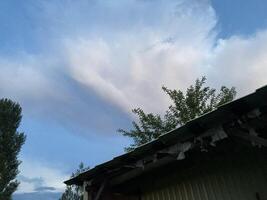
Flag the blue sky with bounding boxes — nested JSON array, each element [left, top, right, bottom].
[[1, 0, 267, 199]]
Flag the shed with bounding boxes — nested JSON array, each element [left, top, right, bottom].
[[65, 85, 267, 200]]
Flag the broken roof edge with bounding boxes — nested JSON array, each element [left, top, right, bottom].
[[64, 85, 267, 185]]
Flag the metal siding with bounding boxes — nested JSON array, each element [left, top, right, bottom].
[[141, 161, 267, 200]]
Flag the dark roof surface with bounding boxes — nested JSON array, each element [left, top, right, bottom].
[[65, 85, 267, 185]]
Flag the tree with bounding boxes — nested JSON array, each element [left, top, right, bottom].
[[0, 99, 26, 200], [118, 77, 236, 151], [60, 163, 89, 200]]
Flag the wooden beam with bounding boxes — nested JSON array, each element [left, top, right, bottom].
[[110, 156, 174, 186], [228, 128, 267, 147], [93, 180, 107, 200]]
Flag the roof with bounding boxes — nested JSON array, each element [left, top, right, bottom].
[[65, 85, 267, 186]]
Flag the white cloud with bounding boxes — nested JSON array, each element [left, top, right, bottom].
[[17, 157, 69, 193], [63, 0, 217, 114], [0, 55, 51, 101], [0, 53, 71, 115], [0, 0, 267, 131], [62, 0, 267, 116], [208, 31, 267, 96]]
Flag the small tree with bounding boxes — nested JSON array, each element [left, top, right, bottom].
[[0, 99, 26, 200], [118, 77, 236, 151], [60, 163, 89, 200]]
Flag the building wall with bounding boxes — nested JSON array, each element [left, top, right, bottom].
[[140, 151, 267, 200], [84, 148, 267, 200]]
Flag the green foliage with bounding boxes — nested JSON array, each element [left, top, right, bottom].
[[0, 99, 26, 200], [118, 77, 236, 151], [59, 163, 89, 200]]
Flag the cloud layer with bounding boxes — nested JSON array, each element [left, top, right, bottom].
[[63, 0, 217, 114], [17, 157, 68, 193], [0, 0, 266, 137], [61, 0, 267, 115], [208, 31, 267, 95]]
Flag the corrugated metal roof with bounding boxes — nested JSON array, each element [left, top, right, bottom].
[[65, 85, 267, 185]]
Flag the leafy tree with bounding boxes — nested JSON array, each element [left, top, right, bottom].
[[60, 163, 89, 200], [0, 99, 26, 200], [118, 77, 236, 151]]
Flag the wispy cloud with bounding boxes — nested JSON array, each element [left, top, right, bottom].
[[35, 186, 56, 192], [17, 157, 68, 193]]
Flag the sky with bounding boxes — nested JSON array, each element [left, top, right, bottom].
[[0, 0, 267, 199]]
